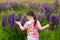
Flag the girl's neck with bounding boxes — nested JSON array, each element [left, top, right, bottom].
[[30, 18, 34, 21]]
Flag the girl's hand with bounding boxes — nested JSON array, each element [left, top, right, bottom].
[[46, 24, 49, 28], [15, 21, 21, 25]]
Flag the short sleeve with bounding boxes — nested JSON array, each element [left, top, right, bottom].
[[23, 22, 28, 29], [23, 21, 31, 29]]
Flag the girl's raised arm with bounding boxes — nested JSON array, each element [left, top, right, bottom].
[[37, 21, 49, 30], [15, 21, 27, 30]]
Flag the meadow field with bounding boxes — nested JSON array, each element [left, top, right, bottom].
[[0, 0, 60, 40]]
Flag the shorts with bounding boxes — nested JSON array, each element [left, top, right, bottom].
[[27, 35, 39, 40]]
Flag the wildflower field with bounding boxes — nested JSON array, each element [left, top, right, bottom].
[[0, 0, 60, 40]]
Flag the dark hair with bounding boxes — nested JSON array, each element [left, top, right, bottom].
[[27, 11, 37, 28]]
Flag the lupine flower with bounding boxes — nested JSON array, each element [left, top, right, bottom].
[[21, 16, 27, 26], [40, 3, 47, 8], [46, 4, 51, 11], [29, 2, 33, 7], [1, 2, 10, 9], [2, 2, 9, 7], [40, 3, 47, 14], [5, 2, 10, 8], [32, 2, 36, 8], [9, 2, 17, 5], [51, 6, 55, 11], [9, 2, 18, 7], [15, 12, 21, 21], [2, 2, 8, 7], [29, 2, 36, 8], [2, 15, 6, 27], [40, 3, 47, 9], [37, 15, 41, 22], [51, 14, 59, 23], [1, 2, 6, 7], [8, 12, 15, 31], [40, 3, 51, 14], [46, 13, 50, 22]]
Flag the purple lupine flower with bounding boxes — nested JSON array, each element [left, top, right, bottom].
[[32, 2, 36, 8], [29, 2, 33, 7], [46, 4, 51, 11], [1, 2, 10, 9], [15, 12, 21, 21], [40, 3, 47, 9], [40, 3, 47, 14], [51, 14, 59, 23], [2, 15, 6, 27], [9, 2, 17, 5], [38, 15, 41, 22], [51, 6, 55, 11], [40, 3, 52, 14], [1, 2, 5, 6], [29, 2, 36, 8], [40, 3, 47, 8], [1, 2, 6, 6], [21, 16, 27, 26], [46, 13, 50, 22], [5, 2, 10, 8], [8, 12, 15, 31]]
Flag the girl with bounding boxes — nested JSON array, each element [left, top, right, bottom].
[[15, 11, 49, 40]]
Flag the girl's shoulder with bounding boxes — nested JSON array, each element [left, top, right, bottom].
[[37, 20, 40, 23], [25, 20, 32, 25]]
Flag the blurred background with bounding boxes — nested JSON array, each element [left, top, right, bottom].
[[0, 0, 60, 40]]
